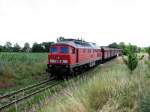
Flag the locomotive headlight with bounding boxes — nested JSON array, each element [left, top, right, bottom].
[[63, 60, 68, 64]]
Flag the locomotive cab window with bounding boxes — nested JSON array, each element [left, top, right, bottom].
[[60, 47, 69, 53], [50, 47, 57, 53]]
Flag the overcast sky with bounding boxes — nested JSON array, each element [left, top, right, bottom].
[[0, 0, 150, 47]]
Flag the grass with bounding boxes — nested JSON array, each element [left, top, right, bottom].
[[1, 53, 150, 112], [37, 56, 150, 112], [0, 52, 48, 94]]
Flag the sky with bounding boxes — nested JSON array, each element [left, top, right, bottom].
[[0, 0, 150, 47]]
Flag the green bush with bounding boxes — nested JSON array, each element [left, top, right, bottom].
[[122, 45, 138, 73]]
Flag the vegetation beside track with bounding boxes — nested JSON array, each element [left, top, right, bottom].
[[0, 52, 48, 93], [38, 56, 150, 112]]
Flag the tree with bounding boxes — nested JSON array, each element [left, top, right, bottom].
[[41, 42, 54, 52], [146, 46, 150, 60], [140, 47, 146, 53], [4, 41, 13, 52], [137, 47, 141, 53], [119, 42, 125, 48], [118, 42, 138, 55], [23, 42, 30, 52], [147, 46, 150, 55], [13, 43, 21, 52], [31, 42, 44, 52], [108, 42, 120, 48], [132, 45, 138, 53], [119, 42, 129, 55], [57, 36, 65, 42], [0, 45, 3, 52], [5, 41, 12, 48]]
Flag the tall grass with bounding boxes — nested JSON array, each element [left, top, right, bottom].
[[0, 52, 46, 63], [0, 52, 48, 93], [38, 57, 150, 112]]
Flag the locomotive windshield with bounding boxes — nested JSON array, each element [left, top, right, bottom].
[[50, 47, 57, 53], [60, 47, 68, 53]]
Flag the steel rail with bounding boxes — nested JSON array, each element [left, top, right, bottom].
[[0, 81, 59, 111], [0, 78, 54, 100]]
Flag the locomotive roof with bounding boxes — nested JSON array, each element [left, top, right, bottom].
[[52, 39, 100, 49]]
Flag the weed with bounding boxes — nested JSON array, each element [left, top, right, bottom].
[[0, 52, 47, 92]]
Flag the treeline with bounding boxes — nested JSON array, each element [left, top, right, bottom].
[[108, 42, 150, 73], [108, 42, 148, 55], [0, 42, 54, 52], [0, 40, 149, 53]]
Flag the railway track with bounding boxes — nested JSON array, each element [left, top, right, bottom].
[[0, 78, 60, 111], [0, 58, 118, 112]]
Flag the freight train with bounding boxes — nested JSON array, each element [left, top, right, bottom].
[[46, 39, 122, 78]]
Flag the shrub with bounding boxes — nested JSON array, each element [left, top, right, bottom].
[[122, 45, 138, 73]]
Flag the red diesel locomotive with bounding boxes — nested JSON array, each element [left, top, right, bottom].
[[47, 39, 121, 78]]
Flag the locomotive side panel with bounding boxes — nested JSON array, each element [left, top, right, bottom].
[[77, 48, 101, 66]]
